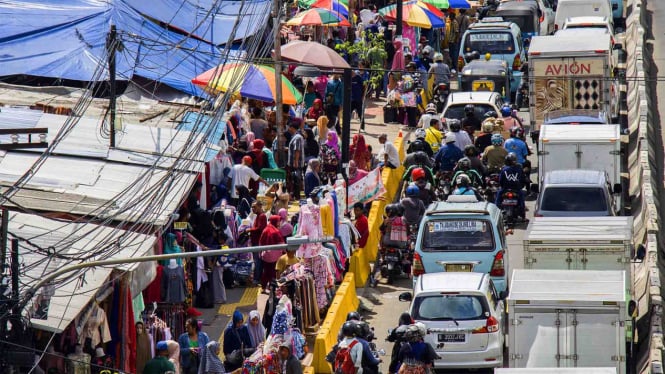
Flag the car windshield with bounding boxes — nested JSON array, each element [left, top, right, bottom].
[[421, 219, 495, 251], [501, 15, 536, 33], [413, 294, 488, 321], [444, 104, 496, 120], [464, 32, 515, 55], [541, 187, 608, 211]]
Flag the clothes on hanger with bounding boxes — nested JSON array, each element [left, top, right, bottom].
[[162, 265, 186, 303]]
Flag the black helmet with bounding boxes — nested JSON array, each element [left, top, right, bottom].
[[346, 311, 361, 321], [464, 104, 475, 115], [484, 110, 498, 119], [464, 144, 478, 156], [505, 152, 517, 166], [449, 119, 462, 132], [384, 204, 396, 217], [458, 157, 471, 171], [342, 321, 357, 337], [395, 204, 405, 217]]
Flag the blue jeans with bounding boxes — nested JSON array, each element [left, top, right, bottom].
[[495, 188, 525, 217]]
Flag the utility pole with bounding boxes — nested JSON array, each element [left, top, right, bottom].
[[107, 24, 117, 148], [273, 0, 286, 167], [9, 239, 17, 318], [396, 0, 403, 37]]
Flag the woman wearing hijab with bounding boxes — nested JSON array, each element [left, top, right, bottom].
[[179, 318, 210, 374], [223, 311, 253, 372], [136, 321, 153, 374], [350, 133, 371, 171], [278, 208, 294, 239], [259, 215, 285, 290], [250, 139, 266, 172], [387, 312, 414, 374], [246, 310, 267, 348], [161, 233, 182, 266], [306, 98, 325, 121], [319, 131, 341, 184], [304, 159, 322, 197], [166, 340, 181, 374], [315, 116, 329, 145], [302, 128, 320, 162], [198, 341, 225, 374]]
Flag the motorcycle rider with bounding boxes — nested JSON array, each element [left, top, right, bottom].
[[424, 118, 444, 153], [504, 126, 531, 190], [483, 134, 509, 173], [461, 104, 482, 135], [474, 120, 495, 153], [429, 52, 451, 104], [434, 133, 464, 174], [515, 61, 529, 109], [452, 157, 484, 188], [496, 152, 526, 218], [417, 103, 437, 130], [500, 104, 521, 130], [463, 144, 486, 177], [407, 128, 434, 157], [409, 167, 436, 206], [401, 185, 426, 227], [447, 118, 473, 149], [452, 174, 483, 200], [344, 312, 381, 374]]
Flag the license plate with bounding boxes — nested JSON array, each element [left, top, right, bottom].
[[472, 80, 495, 91], [385, 255, 400, 262], [502, 199, 518, 205], [439, 333, 466, 343], [446, 264, 473, 272]]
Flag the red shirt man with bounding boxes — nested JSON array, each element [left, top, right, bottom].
[[353, 203, 369, 248]]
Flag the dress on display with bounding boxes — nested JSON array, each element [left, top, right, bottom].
[[162, 265, 187, 303]]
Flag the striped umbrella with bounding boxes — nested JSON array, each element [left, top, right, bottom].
[[448, 0, 471, 8], [191, 63, 303, 104], [420, 0, 450, 9], [298, 0, 347, 7], [311, 0, 349, 18], [379, 1, 446, 28], [286, 8, 351, 26]]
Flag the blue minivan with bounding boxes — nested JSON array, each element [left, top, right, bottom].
[[412, 196, 509, 293], [457, 17, 526, 96]]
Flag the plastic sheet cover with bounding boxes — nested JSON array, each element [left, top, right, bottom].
[[0, 0, 270, 95]]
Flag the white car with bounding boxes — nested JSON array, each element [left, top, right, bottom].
[[399, 272, 506, 369], [501, 0, 556, 35], [442, 91, 505, 122], [561, 16, 615, 38]]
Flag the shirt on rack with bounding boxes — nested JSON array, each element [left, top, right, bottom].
[[162, 266, 186, 303], [78, 304, 112, 347], [297, 204, 323, 259]]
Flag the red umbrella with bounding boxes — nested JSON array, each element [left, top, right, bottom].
[[280, 40, 351, 69]]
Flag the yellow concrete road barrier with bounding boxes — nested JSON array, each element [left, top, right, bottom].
[[313, 273, 359, 373]]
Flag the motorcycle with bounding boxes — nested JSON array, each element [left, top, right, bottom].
[[435, 171, 454, 201], [499, 189, 522, 227], [432, 82, 450, 113], [484, 173, 500, 202], [378, 247, 404, 284]]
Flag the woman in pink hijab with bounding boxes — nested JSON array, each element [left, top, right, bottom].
[[392, 38, 405, 72], [278, 208, 294, 239]]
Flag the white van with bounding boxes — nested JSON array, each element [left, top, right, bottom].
[[554, 0, 613, 31]]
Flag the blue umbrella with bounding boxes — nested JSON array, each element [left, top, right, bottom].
[[449, 0, 471, 8]]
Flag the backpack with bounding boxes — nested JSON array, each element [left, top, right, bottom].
[[334, 340, 359, 374]]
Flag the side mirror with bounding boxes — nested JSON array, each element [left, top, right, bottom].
[[499, 290, 508, 300], [398, 292, 413, 302], [530, 184, 539, 194], [613, 183, 622, 194], [633, 243, 646, 262]]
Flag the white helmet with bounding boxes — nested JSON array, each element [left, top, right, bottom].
[[433, 52, 444, 62], [445, 133, 456, 143], [415, 322, 428, 337], [415, 128, 426, 139]]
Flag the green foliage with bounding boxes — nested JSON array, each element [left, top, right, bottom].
[[335, 31, 388, 91]]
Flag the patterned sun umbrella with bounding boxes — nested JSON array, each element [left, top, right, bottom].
[[310, 0, 349, 18], [192, 63, 303, 104], [420, 0, 450, 9], [379, 1, 446, 28], [286, 8, 351, 26], [448, 0, 471, 8]]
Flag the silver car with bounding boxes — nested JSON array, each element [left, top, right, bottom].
[[399, 272, 506, 369]]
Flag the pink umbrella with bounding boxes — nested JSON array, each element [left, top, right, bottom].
[[280, 40, 351, 69]]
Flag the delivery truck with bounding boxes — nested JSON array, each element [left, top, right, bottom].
[[528, 34, 619, 142], [523, 216, 632, 273], [508, 270, 627, 374], [496, 368, 617, 374]]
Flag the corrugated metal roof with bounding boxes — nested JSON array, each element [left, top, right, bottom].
[[9, 211, 156, 333]]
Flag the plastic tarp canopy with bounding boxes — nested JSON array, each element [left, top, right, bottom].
[[178, 111, 229, 161], [0, 0, 270, 95]]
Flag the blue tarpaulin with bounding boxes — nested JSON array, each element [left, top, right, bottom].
[[178, 111, 231, 161], [0, 0, 271, 96]]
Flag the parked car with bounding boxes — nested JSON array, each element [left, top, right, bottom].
[[534, 169, 621, 217], [442, 91, 504, 121], [399, 272, 506, 369], [412, 196, 509, 292]]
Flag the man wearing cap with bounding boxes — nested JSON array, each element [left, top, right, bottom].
[[377, 134, 400, 169], [278, 341, 303, 374], [434, 133, 464, 173], [286, 123, 305, 198], [143, 341, 175, 374], [229, 155, 269, 204]]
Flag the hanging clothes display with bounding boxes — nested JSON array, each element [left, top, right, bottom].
[[77, 304, 112, 348], [162, 264, 186, 304]]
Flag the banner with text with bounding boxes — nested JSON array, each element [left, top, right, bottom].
[[348, 168, 386, 207]]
